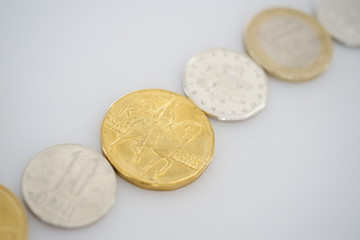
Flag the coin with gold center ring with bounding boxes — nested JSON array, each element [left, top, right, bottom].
[[101, 89, 215, 190], [244, 7, 332, 82], [0, 185, 27, 240]]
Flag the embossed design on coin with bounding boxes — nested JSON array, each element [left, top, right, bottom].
[[244, 8, 332, 81], [316, 0, 360, 47], [22, 144, 117, 228], [0, 185, 27, 240], [101, 89, 214, 190], [183, 48, 267, 121]]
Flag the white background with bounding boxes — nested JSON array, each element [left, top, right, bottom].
[[1, 0, 360, 239]]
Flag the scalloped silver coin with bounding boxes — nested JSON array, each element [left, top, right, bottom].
[[22, 144, 117, 228], [315, 0, 360, 47], [183, 48, 268, 121]]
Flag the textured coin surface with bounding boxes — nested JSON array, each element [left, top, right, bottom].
[[183, 48, 268, 121], [315, 0, 360, 47], [244, 8, 332, 81], [101, 89, 214, 190], [22, 144, 117, 228], [0, 185, 27, 240]]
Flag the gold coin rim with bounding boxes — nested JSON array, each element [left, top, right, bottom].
[[0, 185, 27, 240], [244, 7, 333, 82], [101, 89, 215, 191]]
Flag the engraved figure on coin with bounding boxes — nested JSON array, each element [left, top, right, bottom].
[[136, 100, 202, 177], [133, 100, 179, 177], [197, 63, 252, 104], [109, 98, 202, 178]]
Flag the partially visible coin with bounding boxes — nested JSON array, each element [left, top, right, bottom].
[[244, 8, 332, 82], [315, 0, 360, 47], [0, 185, 27, 240], [183, 48, 267, 121], [101, 89, 214, 190], [22, 144, 117, 228]]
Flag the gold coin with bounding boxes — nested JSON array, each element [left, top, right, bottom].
[[244, 8, 332, 82], [101, 89, 214, 190], [0, 185, 27, 240]]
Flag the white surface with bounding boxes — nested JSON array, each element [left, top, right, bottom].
[[0, 0, 359, 240]]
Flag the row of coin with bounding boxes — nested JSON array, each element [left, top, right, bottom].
[[1, 1, 359, 238]]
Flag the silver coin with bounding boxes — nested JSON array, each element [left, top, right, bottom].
[[255, 12, 322, 69], [22, 144, 117, 228], [315, 0, 360, 47], [183, 48, 268, 121]]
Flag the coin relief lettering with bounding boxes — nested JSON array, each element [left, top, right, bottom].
[[28, 190, 76, 220], [170, 147, 199, 170]]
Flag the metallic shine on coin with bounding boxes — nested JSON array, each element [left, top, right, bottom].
[[315, 0, 360, 47], [101, 89, 215, 191], [244, 7, 333, 82], [183, 48, 268, 121], [0, 185, 27, 240], [22, 144, 117, 228]]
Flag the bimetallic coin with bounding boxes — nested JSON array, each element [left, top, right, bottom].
[[315, 0, 360, 47], [101, 89, 214, 190], [0, 185, 27, 240], [244, 8, 332, 82], [22, 144, 117, 228], [183, 48, 268, 121]]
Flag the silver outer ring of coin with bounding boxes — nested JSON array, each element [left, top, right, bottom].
[[315, 0, 360, 47], [22, 144, 117, 228], [183, 48, 268, 121]]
